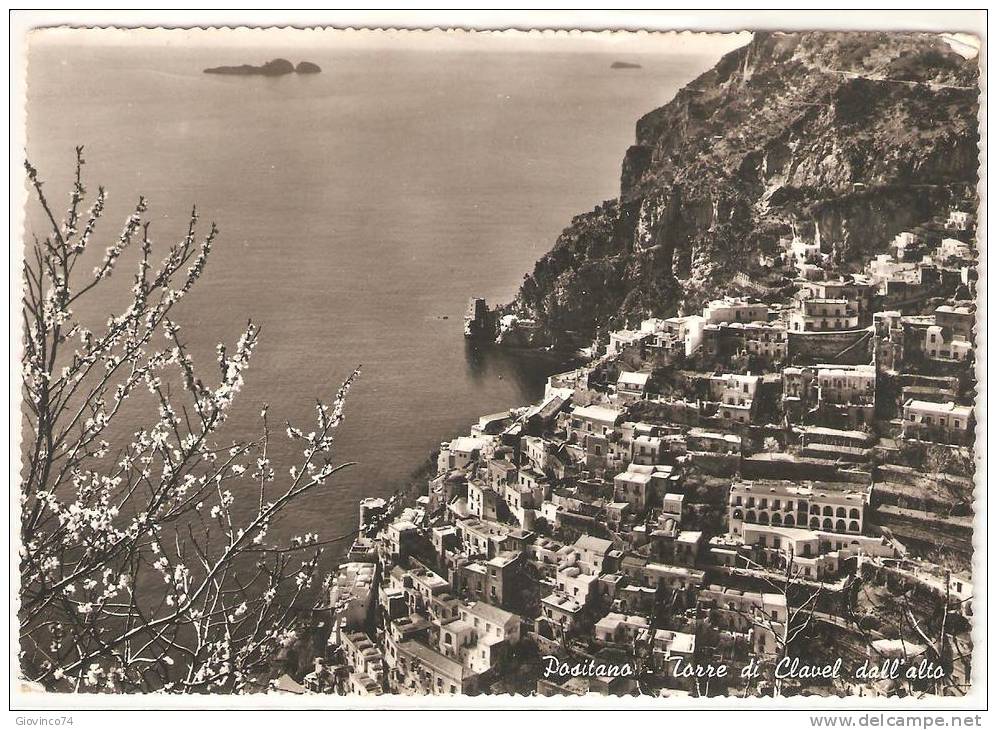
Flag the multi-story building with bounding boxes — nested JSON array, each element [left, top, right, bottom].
[[797, 278, 876, 316], [383, 520, 420, 560], [937, 238, 973, 262], [816, 364, 876, 427], [789, 298, 860, 332], [924, 324, 973, 361], [631, 433, 664, 465], [572, 535, 618, 574], [594, 613, 650, 645], [616, 371, 651, 403], [607, 329, 651, 357], [466, 480, 500, 521], [933, 305, 974, 341], [875, 306, 975, 370], [540, 593, 584, 637], [728, 479, 868, 537], [947, 210, 973, 230], [438, 435, 492, 473], [696, 586, 787, 657], [555, 564, 599, 606], [644, 628, 697, 673], [783, 364, 876, 429], [892, 231, 923, 261], [566, 404, 623, 448], [327, 561, 377, 642], [701, 321, 788, 364], [390, 639, 477, 695], [460, 552, 521, 609], [341, 631, 386, 695], [613, 463, 679, 511], [902, 400, 974, 445], [702, 297, 770, 325], [641, 315, 706, 357], [708, 373, 760, 425], [866, 254, 923, 288], [455, 518, 515, 559]]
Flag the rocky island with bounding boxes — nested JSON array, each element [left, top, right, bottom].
[[204, 58, 322, 76], [610, 61, 643, 69]]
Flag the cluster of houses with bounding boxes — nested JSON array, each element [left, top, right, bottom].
[[277, 209, 975, 698]]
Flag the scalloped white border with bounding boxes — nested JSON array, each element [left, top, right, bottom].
[[7, 9, 988, 716]]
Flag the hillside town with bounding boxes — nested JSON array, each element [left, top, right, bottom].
[[275, 208, 976, 699]]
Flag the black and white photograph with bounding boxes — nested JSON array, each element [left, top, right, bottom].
[[9, 10, 986, 715]]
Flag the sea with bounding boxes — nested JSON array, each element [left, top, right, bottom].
[[23, 35, 744, 568]]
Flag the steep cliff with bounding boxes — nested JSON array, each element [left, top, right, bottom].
[[504, 32, 979, 344]]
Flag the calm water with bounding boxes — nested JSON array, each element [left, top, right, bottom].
[[24, 38, 736, 563]]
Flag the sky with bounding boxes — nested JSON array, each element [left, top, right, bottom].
[[27, 26, 753, 59]]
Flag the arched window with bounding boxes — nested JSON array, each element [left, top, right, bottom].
[[836, 507, 846, 518], [810, 517, 820, 529], [785, 514, 796, 527], [823, 506, 833, 517], [758, 511, 770, 525], [823, 518, 833, 530], [810, 504, 820, 514], [746, 510, 756, 523], [849, 520, 860, 533], [771, 513, 783, 526], [849, 508, 860, 520], [732, 509, 743, 520], [836, 519, 846, 532]]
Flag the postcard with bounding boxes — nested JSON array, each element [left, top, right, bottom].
[[10, 12, 986, 715]]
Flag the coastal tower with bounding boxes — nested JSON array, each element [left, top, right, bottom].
[[464, 297, 494, 340]]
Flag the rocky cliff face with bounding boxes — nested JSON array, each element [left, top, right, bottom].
[[504, 32, 979, 344]]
